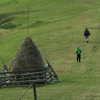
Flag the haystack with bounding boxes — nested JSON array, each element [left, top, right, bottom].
[[9, 37, 44, 71]]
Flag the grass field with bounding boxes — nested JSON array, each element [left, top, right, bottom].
[[0, 0, 100, 100]]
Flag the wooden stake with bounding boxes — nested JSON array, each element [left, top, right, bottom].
[[33, 83, 37, 100]]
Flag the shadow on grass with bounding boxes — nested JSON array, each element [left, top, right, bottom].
[[0, 9, 45, 29], [0, 12, 18, 29], [30, 20, 53, 28], [0, 0, 17, 6], [0, 10, 29, 29]]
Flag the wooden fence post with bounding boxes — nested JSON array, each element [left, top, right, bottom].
[[0, 73, 2, 88], [33, 83, 37, 100]]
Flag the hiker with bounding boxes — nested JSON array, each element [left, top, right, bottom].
[[84, 28, 90, 43], [75, 46, 82, 62]]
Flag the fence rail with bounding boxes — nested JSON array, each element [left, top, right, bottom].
[[2, 79, 47, 85], [0, 64, 60, 88]]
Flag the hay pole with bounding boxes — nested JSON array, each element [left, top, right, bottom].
[[18, 83, 37, 100], [42, 49, 61, 82], [0, 54, 8, 71], [18, 84, 33, 100], [27, 0, 29, 37]]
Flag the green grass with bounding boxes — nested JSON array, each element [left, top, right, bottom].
[[0, 0, 100, 100]]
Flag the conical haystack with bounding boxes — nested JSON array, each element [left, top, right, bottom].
[[9, 37, 44, 71]]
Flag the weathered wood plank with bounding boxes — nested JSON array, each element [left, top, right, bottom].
[[1, 79, 46, 85], [0, 68, 44, 74], [0, 71, 46, 78], [13, 76, 46, 81]]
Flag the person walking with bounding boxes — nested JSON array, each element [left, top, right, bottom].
[[75, 46, 82, 62], [84, 28, 90, 43]]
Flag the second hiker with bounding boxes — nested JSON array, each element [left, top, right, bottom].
[[84, 28, 90, 43]]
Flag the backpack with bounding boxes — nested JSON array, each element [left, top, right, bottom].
[[84, 30, 90, 36], [86, 30, 88, 34], [77, 49, 81, 55]]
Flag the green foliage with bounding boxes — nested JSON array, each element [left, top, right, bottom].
[[0, 0, 100, 100]]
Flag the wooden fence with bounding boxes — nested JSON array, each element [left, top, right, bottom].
[[0, 63, 61, 100], [0, 64, 60, 87]]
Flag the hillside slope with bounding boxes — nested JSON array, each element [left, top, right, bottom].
[[0, 0, 100, 100]]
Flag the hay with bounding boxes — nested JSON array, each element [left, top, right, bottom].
[[9, 37, 44, 71]]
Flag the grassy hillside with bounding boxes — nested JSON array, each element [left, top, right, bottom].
[[0, 0, 100, 100]]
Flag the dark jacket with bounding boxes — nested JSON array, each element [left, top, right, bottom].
[[84, 29, 90, 36]]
